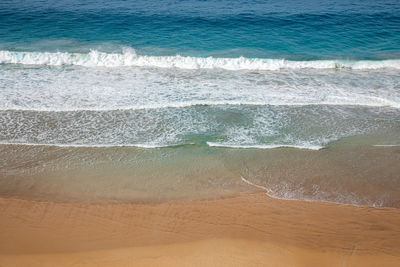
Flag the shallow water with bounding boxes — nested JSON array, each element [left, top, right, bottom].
[[0, 144, 399, 208]]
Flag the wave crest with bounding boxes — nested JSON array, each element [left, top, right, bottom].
[[1, 49, 400, 70]]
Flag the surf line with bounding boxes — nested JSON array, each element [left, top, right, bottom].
[[239, 170, 383, 208], [240, 175, 270, 193]]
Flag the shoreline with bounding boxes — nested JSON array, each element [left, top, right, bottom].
[[1, 144, 400, 207], [1, 192, 399, 266]]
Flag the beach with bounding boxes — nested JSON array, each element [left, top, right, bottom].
[[1, 0, 400, 265], [1, 192, 400, 266], [1, 145, 400, 266]]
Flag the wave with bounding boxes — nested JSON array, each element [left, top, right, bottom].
[[373, 144, 400, 147], [2, 99, 400, 112], [0, 141, 323, 150], [0, 142, 179, 149], [239, 176, 385, 208], [1, 49, 400, 70], [206, 142, 323, 150]]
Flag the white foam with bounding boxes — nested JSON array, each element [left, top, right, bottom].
[[0, 141, 323, 150], [240, 175, 384, 208], [1, 59, 399, 111], [0, 141, 177, 149], [1, 49, 400, 70], [2, 100, 399, 112], [206, 142, 323, 150]]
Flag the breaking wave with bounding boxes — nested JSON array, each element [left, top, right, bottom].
[[1, 49, 400, 70], [0, 141, 323, 150], [206, 142, 323, 150]]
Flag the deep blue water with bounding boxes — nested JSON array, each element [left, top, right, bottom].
[[1, 0, 400, 59]]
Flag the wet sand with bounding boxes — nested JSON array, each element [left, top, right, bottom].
[[1, 193, 400, 266], [1, 144, 400, 207], [1, 145, 400, 266]]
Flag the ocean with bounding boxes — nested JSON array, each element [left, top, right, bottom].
[[0, 0, 399, 207]]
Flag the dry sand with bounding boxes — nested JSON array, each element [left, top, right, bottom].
[[0, 193, 400, 266]]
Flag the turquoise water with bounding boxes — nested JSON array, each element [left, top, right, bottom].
[[0, 0, 400, 206], [1, 0, 400, 59], [1, 0, 399, 150]]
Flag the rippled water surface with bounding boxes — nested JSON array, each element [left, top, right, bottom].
[[0, 0, 399, 206]]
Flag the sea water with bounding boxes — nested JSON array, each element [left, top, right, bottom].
[[0, 0, 399, 206]]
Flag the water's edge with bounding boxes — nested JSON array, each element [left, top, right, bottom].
[[1, 144, 399, 208]]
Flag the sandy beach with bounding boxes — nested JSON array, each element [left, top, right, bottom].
[[2, 0, 400, 266], [1, 192, 399, 266], [1, 145, 399, 266]]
